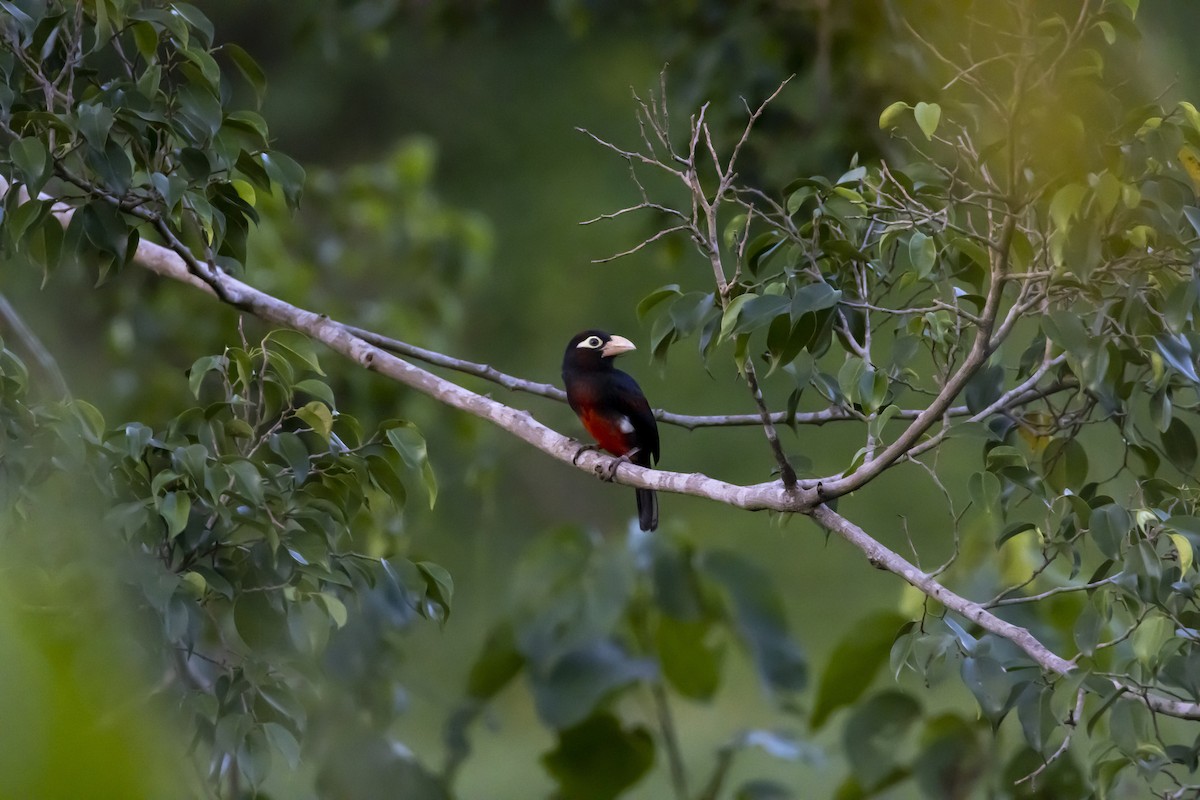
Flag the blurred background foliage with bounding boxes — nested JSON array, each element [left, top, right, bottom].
[[3, 1, 1200, 798]]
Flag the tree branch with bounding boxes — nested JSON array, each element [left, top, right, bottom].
[[6, 175, 1199, 723]]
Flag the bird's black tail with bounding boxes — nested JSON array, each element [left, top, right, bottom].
[[636, 488, 658, 531]]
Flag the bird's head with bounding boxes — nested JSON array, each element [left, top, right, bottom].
[[563, 330, 637, 371]]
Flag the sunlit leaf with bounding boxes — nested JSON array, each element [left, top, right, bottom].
[[879, 101, 910, 130], [913, 102, 941, 140]]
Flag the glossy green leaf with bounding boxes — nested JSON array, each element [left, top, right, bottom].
[[962, 655, 1011, 725], [1163, 418, 1198, 472], [1090, 504, 1130, 560], [158, 491, 191, 538], [1042, 437, 1089, 493], [791, 282, 841, 318], [262, 150, 307, 209], [636, 284, 681, 321], [296, 400, 334, 443], [732, 294, 790, 336], [9, 137, 50, 195], [908, 232, 936, 277], [1154, 333, 1200, 383], [384, 421, 437, 507]]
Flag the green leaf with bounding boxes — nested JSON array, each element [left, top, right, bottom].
[[77, 103, 115, 149], [541, 713, 654, 800], [384, 421, 438, 507], [701, 550, 807, 694], [171, 3, 215, 46], [262, 150, 306, 210], [791, 282, 841, 317], [295, 400, 334, 443], [962, 655, 1011, 725], [636, 284, 681, 321], [234, 592, 290, 652], [913, 715, 982, 798], [732, 293, 790, 336], [1042, 437, 1089, 493], [843, 691, 921, 789], [1183, 207, 1200, 239], [187, 354, 225, 398], [1049, 183, 1087, 232], [996, 521, 1038, 548], [295, 379, 338, 410], [531, 640, 656, 729], [1015, 683, 1058, 755], [655, 616, 722, 700], [366, 453, 407, 507], [908, 232, 936, 277], [719, 293, 758, 342], [1043, 310, 1091, 357], [417, 561, 454, 622], [227, 459, 265, 505], [262, 722, 300, 770], [9, 137, 50, 195], [1154, 333, 1200, 383], [223, 43, 268, 107], [1167, 532, 1194, 573], [1090, 504, 1131, 560], [269, 431, 310, 486], [811, 612, 909, 730], [1163, 418, 1198, 472], [913, 102, 941, 140], [236, 726, 271, 788], [467, 624, 525, 699], [158, 491, 191, 538], [879, 101, 911, 130], [318, 592, 348, 628]]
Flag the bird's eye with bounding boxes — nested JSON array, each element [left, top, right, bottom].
[[578, 336, 603, 349]]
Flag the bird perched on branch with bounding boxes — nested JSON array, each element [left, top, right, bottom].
[[562, 330, 660, 531]]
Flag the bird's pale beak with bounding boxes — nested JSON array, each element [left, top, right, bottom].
[[601, 334, 637, 358]]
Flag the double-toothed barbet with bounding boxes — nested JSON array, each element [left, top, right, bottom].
[[562, 330, 660, 531]]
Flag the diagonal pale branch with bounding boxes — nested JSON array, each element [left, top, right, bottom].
[[809, 505, 1200, 720], [6, 175, 1199, 722]]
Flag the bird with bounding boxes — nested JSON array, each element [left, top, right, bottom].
[[562, 330, 660, 531]]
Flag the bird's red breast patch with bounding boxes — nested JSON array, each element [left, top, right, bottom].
[[578, 407, 634, 457]]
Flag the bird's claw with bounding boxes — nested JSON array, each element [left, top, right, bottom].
[[597, 447, 639, 482], [572, 442, 600, 465]]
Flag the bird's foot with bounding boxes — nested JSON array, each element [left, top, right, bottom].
[[572, 442, 601, 465], [598, 447, 640, 482]]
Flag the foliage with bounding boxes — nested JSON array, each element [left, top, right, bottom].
[[451, 527, 810, 798], [0, 327, 448, 795], [5, 1, 1200, 799], [579, 0, 1200, 796]]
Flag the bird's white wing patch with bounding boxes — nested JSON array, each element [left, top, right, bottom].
[[618, 415, 635, 434]]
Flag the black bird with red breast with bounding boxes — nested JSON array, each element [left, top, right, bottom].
[[562, 330, 660, 531]]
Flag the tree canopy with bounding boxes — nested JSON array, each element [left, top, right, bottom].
[[4, 1, 1200, 799]]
